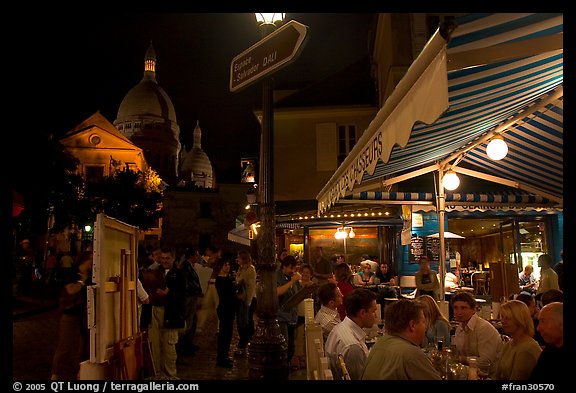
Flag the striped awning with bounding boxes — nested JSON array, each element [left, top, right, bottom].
[[343, 191, 553, 204], [317, 13, 563, 214]]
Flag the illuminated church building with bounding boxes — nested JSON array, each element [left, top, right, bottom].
[[114, 42, 214, 188], [59, 42, 251, 250]]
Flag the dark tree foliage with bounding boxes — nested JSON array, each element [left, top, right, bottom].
[[13, 135, 84, 237], [86, 168, 163, 230], [13, 135, 163, 240]]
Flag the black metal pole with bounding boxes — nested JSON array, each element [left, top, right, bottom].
[[248, 23, 288, 380]]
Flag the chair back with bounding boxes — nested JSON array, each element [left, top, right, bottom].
[[399, 275, 416, 288], [398, 275, 417, 298], [338, 354, 351, 380]]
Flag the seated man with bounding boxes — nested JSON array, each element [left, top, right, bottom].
[[375, 262, 398, 310], [314, 283, 343, 342], [540, 288, 563, 307], [451, 291, 502, 366], [530, 302, 566, 380], [445, 271, 460, 291], [325, 288, 377, 380], [519, 264, 537, 295], [362, 299, 441, 380]]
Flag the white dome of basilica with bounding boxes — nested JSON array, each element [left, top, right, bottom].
[[179, 121, 214, 188], [116, 81, 178, 132], [114, 42, 181, 184]]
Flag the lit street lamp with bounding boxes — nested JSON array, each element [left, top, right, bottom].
[[230, 13, 308, 379], [248, 12, 288, 380]]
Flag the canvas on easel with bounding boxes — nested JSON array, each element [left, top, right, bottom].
[[80, 213, 147, 380]]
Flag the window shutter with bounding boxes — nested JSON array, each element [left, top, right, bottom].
[[316, 123, 337, 171]]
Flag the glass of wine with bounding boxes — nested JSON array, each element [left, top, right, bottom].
[[477, 358, 491, 380], [377, 319, 385, 334]]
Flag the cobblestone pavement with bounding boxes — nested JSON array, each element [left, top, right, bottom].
[[175, 314, 306, 381], [12, 287, 306, 381]]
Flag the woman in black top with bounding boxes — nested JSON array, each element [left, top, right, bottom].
[[214, 257, 239, 368]]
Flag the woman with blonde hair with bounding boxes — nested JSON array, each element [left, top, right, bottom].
[[493, 300, 542, 380], [416, 294, 451, 347]]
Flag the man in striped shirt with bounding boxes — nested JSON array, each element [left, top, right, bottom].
[[314, 283, 343, 342], [324, 288, 377, 380]]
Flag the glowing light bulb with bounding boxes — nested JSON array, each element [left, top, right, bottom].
[[486, 136, 508, 160], [442, 171, 460, 191]]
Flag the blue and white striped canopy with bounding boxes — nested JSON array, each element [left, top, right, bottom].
[[318, 13, 563, 213], [343, 191, 552, 204], [363, 13, 563, 200]]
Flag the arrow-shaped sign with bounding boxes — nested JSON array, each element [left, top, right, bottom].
[[230, 20, 309, 93]]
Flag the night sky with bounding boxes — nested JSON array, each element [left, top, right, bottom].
[[18, 13, 375, 183]]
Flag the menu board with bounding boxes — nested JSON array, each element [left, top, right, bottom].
[[409, 235, 425, 263], [426, 237, 441, 263]]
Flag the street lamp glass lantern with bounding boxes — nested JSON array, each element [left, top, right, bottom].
[[486, 135, 508, 160], [442, 170, 460, 191], [255, 13, 285, 25]]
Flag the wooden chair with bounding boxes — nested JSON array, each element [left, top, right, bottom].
[[472, 271, 489, 296], [338, 355, 351, 380]]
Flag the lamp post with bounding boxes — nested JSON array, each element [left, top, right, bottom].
[[248, 12, 288, 380]]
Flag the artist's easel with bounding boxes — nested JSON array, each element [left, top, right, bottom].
[[111, 249, 143, 379]]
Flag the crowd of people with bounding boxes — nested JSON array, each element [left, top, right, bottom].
[[25, 237, 563, 381], [289, 251, 565, 382]]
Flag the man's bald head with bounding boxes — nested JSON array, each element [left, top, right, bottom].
[[538, 302, 563, 348]]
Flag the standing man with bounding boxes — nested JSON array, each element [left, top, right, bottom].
[[530, 302, 566, 380], [235, 250, 257, 356], [362, 299, 441, 380], [553, 250, 563, 291], [415, 255, 440, 300], [536, 254, 559, 296], [325, 288, 377, 380], [147, 247, 186, 379], [177, 247, 202, 357], [276, 255, 302, 369], [312, 246, 334, 286], [451, 291, 502, 366], [140, 245, 162, 331]]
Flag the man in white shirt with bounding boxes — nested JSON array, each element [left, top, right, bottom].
[[314, 283, 343, 341], [324, 288, 377, 380], [451, 291, 502, 366], [362, 299, 441, 380]]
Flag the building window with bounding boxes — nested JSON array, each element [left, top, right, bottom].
[[200, 202, 211, 218], [199, 234, 211, 253], [89, 134, 101, 146], [337, 124, 357, 165], [85, 165, 104, 183]]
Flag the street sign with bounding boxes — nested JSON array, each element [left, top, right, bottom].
[[230, 20, 309, 92]]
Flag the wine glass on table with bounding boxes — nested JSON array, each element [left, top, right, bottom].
[[377, 318, 385, 335], [476, 358, 491, 380]]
